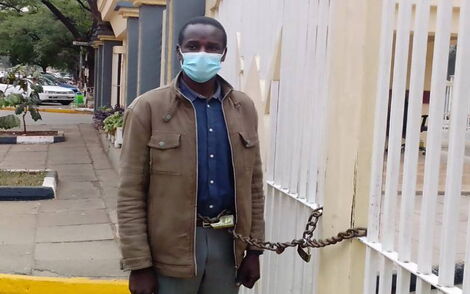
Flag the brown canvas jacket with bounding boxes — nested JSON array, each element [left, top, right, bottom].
[[117, 74, 265, 278]]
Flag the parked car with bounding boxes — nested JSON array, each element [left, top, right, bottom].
[[33, 78, 75, 105], [41, 73, 81, 94], [0, 76, 75, 105]]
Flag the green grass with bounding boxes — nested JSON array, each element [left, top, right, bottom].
[[0, 170, 46, 186]]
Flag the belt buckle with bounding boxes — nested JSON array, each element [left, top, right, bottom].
[[202, 221, 212, 228], [210, 215, 235, 229]]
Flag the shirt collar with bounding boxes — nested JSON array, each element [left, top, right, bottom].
[[178, 76, 223, 102]]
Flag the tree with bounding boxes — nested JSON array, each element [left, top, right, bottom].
[[0, 8, 78, 72], [0, 0, 100, 85], [0, 65, 42, 132]]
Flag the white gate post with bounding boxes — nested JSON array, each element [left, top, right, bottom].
[[316, 1, 382, 293]]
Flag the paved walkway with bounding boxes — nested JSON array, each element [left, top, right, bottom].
[[0, 118, 126, 279]]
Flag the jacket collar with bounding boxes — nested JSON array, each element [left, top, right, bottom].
[[163, 72, 239, 123], [170, 72, 236, 103]]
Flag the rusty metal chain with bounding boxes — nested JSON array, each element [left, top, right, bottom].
[[198, 207, 367, 263]]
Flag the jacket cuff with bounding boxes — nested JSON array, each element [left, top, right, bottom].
[[120, 257, 153, 271], [246, 249, 264, 256], [247, 245, 265, 252]]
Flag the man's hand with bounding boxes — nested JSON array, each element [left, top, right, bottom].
[[129, 267, 158, 294], [236, 252, 261, 288]]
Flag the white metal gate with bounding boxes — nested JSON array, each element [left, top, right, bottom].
[[362, 0, 470, 293], [215, 0, 333, 293]]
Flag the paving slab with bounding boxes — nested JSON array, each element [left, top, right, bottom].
[[0, 145, 11, 152], [48, 147, 91, 165], [55, 181, 101, 199], [96, 169, 119, 186], [48, 163, 97, 181], [0, 202, 40, 215], [103, 195, 118, 210], [34, 240, 125, 278], [38, 209, 110, 226], [0, 214, 37, 245], [0, 151, 47, 169], [38, 198, 105, 212], [88, 147, 113, 170], [9, 145, 48, 152], [91, 159, 113, 170], [0, 244, 34, 274], [36, 224, 114, 243]]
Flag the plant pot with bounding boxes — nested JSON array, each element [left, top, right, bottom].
[[114, 127, 123, 148]]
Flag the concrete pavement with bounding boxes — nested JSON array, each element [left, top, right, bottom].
[[0, 113, 126, 279]]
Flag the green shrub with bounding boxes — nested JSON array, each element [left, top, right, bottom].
[[0, 65, 43, 132], [103, 112, 123, 135]]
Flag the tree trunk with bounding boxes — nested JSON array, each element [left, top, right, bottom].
[[22, 109, 27, 133], [40, 0, 83, 40]]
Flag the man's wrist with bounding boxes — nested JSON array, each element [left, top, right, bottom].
[[131, 266, 154, 273]]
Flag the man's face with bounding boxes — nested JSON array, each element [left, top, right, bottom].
[[177, 23, 227, 62]]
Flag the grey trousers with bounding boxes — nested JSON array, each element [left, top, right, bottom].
[[157, 227, 240, 294]]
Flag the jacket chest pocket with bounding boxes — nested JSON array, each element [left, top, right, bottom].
[[148, 132, 182, 175], [233, 131, 258, 171]]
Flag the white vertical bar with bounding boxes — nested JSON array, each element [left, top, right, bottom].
[[298, 0, 320, 200], [366, 0, 395, 243], [269, 190, 283, 294], [267, 81, 280, 182], [280, 198, 296, 293], [288, 0, 310, 195], [312, 0, 331, 207], [261, 185, 275, 292], [291, 202, 305, 294], [363, 247, 379, 294], [378, 257, 393, 294], [463, 204, 470, 293], [397, 0, 431, 262], [396, 267, 411, 294], [302, 206, 316, 292], [416, 279, 432, 294], [307, 0, 330, 205], [273, 80, 284, 185], [279, 3, 297, 191], [416, 0, 453, 275], [438, 0, 470, 286], [276, 194, 291, 294], [381, 0, 413, 251]]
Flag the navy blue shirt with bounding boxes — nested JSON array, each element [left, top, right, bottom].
[[179, 78, 235, 218]]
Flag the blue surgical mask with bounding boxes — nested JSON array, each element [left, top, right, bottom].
[[180, 49, 224, 83]]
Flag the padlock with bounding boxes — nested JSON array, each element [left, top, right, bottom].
[[297, 245, 311, 263]]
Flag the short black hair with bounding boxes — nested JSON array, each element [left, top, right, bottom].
[[178, 16, 227, 47]]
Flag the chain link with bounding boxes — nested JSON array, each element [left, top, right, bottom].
[[199, 207, 367, 262]]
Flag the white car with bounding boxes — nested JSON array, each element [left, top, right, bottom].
[[0, 77, 75, 105]]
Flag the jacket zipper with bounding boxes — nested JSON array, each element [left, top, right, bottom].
[[220, 92, 238, 270], [176, 90, 199, 278]]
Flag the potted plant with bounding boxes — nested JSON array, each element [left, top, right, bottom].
[[103, 112, 123, 147]]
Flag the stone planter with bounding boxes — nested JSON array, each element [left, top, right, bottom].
[[0, 169, 58, 201], [0, 131, 65, 144], [114, 127, 123, 148]]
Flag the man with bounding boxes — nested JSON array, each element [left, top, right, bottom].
[[118, 16, 265, 294]]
